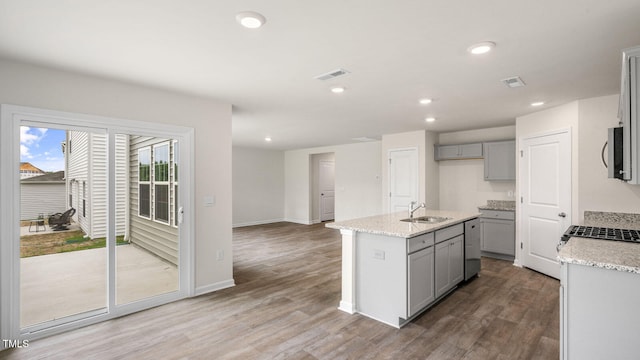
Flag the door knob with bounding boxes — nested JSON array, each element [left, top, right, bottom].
[[558, 212, 566, 218]]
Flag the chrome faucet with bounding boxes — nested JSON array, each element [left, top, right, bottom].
[[409, 201, 426, 219]]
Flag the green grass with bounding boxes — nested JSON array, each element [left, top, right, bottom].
[[61, 235, 128, 252]]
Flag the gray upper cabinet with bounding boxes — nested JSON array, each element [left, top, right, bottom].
[[483, 140, 515, 181], [434, 143, 483, 160]]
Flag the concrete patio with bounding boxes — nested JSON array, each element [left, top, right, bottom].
[[20, 244, 178, 327]]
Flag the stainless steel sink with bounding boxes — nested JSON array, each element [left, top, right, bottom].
[[400, 216, 451, 224]]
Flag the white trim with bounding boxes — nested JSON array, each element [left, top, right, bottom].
[[232, 218, 286, 228], [194, 279, 235, 296], [283, 218, 314, 225], [137, 147, 151, 219], [152, 141, 171, 225], [0, 104, 196, 341], [171, 140, 179, 228]]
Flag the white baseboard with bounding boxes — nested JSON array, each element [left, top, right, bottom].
[[194, 279, 235, 296], [232, 218, 284, 228], [338, 301, 356, 314], [284, 218, 313, 225]]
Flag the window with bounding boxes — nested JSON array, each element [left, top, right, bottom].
[[138, 148, 151, 218], [82, 181, 86, 217], [153, 143, 169, 223], [173, 140, 179, 227]]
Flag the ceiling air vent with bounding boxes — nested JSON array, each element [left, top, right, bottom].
[[501, 76, 526, 88], [315, 68, 350, 81]]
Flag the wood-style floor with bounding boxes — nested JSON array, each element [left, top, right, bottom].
[[0, 222, 559, 360]]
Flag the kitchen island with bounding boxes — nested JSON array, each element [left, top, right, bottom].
[[326, 209, 480, 328], [557, 211, 640, 360]]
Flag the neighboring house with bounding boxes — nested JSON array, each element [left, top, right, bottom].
[[65, 131, 179, 264], [19, 162, 45, 179], [20, 170, 66, 220]]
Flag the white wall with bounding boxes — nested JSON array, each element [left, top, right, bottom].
[[438, 126, 516, 213], [232, 146, 285, 227], [0, 59, 233, 293], [577, 95, 640, 221], [284, 141, 381, 223]]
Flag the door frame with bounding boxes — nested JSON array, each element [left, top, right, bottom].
[[387, 147, 419, 213], [516, 127, 572, 276], [0, 104, 195, 343], [318, 159, 335, 222]]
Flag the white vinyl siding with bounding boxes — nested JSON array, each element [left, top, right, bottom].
[[65, 131, 127, 239], [130, 136, 178, 265], [20, 182, 66, 220]]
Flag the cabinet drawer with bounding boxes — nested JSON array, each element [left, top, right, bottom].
[[408, 232, 435, 254], [480, 210, 515, 220], [435, 223, 464, 243]]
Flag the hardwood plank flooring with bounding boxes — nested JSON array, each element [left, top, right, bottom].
[[0, 222, 559, 359]]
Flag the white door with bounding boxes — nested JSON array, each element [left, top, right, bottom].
[[520, 129, 571, 279], [388, 148, 418, 213], [319, 160, 335, 221]]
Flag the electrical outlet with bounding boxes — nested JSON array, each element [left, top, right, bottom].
[[373, 249, 385, 260]]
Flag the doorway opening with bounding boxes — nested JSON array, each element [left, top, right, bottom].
[[1, 105, 194, 342], [311, 153, 335, 223]]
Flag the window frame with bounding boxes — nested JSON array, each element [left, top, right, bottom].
[[137, 147, 151, 219], [172, 140, 179, 228], [152, 142, 170, 224]]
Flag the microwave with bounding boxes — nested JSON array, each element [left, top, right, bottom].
[[608, 127, 624, 180]]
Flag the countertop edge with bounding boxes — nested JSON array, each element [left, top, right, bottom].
[[325, 212, 480, 238], [557, 236, 640, 274]]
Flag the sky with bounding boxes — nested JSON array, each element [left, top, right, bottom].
[[20, 126, 65, 172]]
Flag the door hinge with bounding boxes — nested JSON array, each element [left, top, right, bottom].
[[520, 242, 523, 249], [520, 196, 523, 203], [520, 150, 523, 157], [389, 192, 392, 197], [388, 158, 392, 164]]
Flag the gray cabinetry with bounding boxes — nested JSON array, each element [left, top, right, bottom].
[[560, 262, 640, 359], [408, 246, 435, 317], [483, 140, 515, 181], [434, 224, 464, 298], [434, 143, 483, 160], [479, 209, 515, 259]]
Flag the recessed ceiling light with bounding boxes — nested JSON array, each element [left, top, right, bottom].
[[419, 98, 432, 105], [264, 137, 272, 142], [236, 11, 266, 29], [425, 117, 436, 123], [467, 41, 496, 55], [531, 101, 545, 107], [331, 86, 345, 94]]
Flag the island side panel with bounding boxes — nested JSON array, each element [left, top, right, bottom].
[[338, 229, 357, 314], [356, 232, 407, 328]]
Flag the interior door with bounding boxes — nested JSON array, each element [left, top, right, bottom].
[[520, 129, 571, 279], [388, 148, 418, 213], [319, 160, 335, 221]]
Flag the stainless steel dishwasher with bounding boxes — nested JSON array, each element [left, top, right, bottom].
[[464, 218, 481, 280]]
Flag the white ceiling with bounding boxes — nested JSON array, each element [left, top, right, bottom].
[[1, 1, 640, 150]]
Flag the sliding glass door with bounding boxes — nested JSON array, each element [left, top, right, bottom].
[[3, 105, 192, 340]]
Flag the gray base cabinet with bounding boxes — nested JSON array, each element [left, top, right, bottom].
[[354, 222, 470, 328], [560, 262, 640, 359], [479, 209, 515, 259], [435, 234, 464, 298], [408, 246, 435, 317]]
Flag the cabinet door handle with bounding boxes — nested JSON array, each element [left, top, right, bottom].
[[558, 212, 566, 218]]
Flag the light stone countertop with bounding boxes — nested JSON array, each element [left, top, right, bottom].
[[325, 209, 481, 238], [558, 237, 640, 274], [557, 211, 640, 273]]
